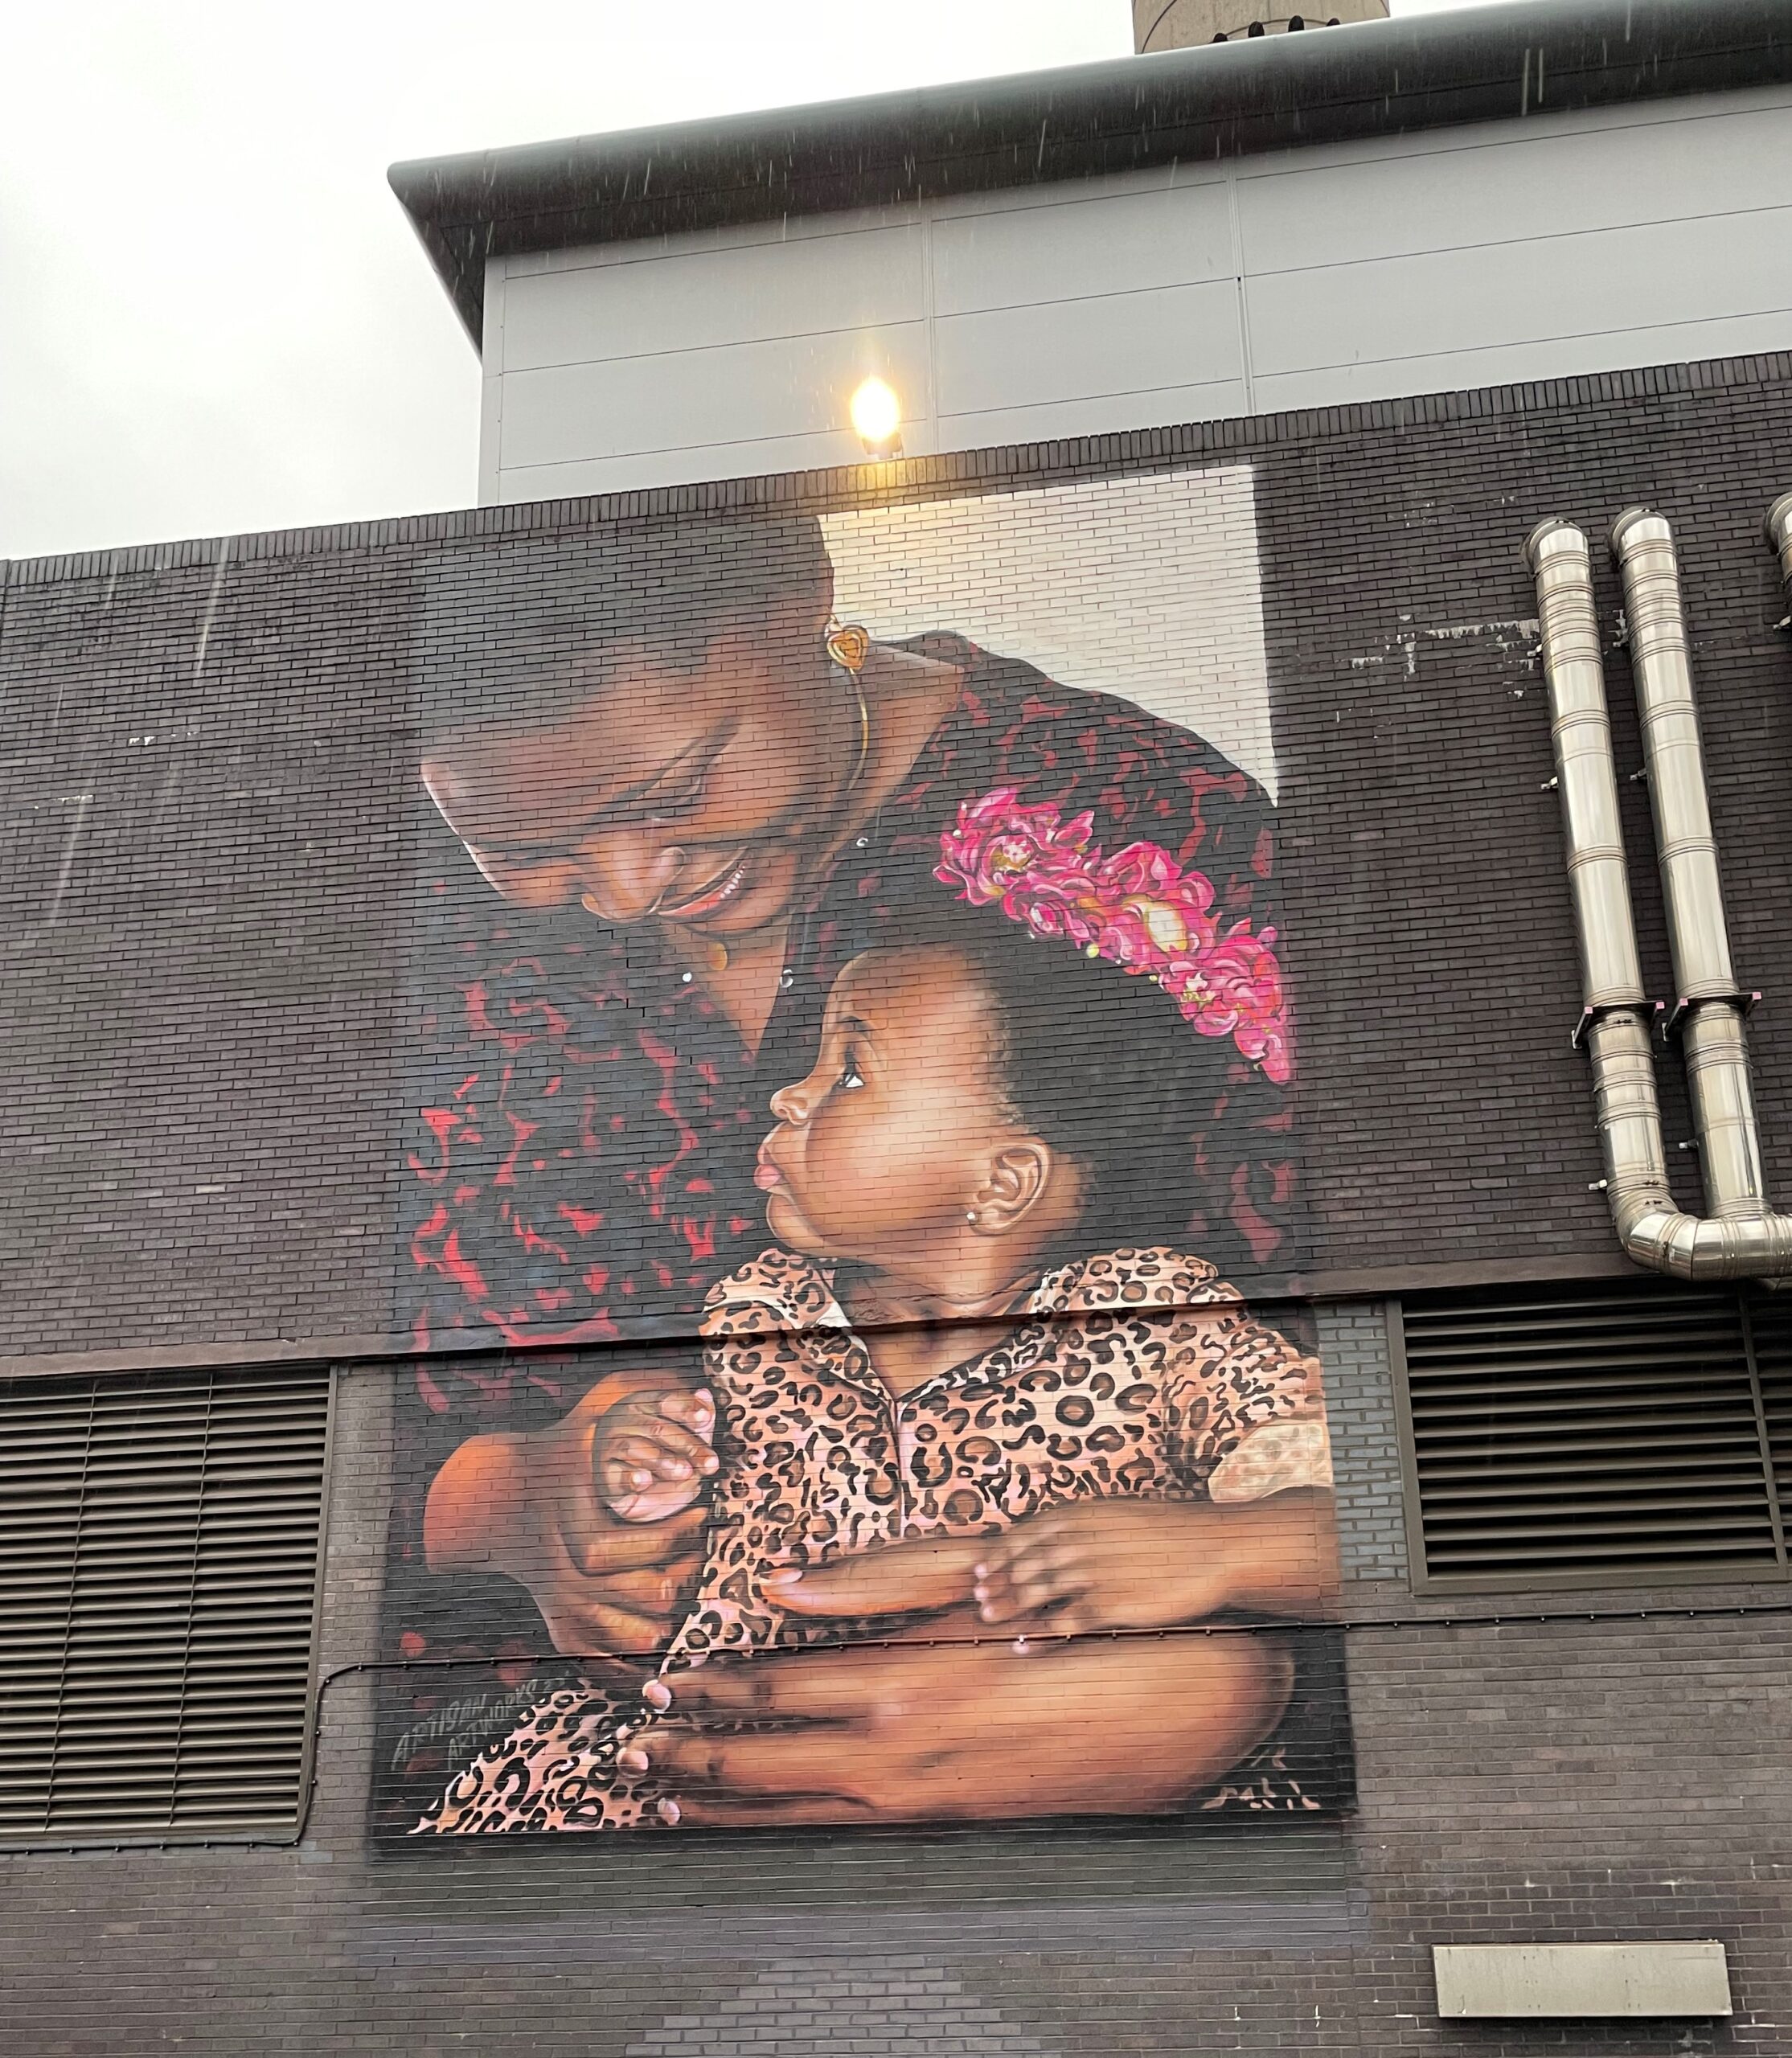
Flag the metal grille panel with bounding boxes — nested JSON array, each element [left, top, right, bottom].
[[1400, 1283, 1784, 1588], [1750, 1293, 1792, 1516], [0, 1366, 330, 1842]]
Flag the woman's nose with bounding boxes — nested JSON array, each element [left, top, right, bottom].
[[574, 834, 683, 924]]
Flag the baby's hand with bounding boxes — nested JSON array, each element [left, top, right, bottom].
[[972, 1492, 1335, 1635], [595, 1385, 720, 1523]]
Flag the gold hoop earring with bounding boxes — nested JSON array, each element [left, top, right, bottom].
[[826, 620, 873, 796]]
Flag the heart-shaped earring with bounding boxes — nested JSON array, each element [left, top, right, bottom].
[[826, 621, 871, 673]]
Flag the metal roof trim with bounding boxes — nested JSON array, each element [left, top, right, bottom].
[[388, 0, 1792, 346]]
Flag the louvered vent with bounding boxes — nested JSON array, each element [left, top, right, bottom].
[[1399, 1283, 1786, 1589], [0, 1366, 330, 1843], [1751, 1293, 1792, 1515]]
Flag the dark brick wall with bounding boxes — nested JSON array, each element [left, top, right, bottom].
[[0, 542, 418, 1361], [1259, 363, 1792, 1290], [5, 354, 1792, 2052], [6, 1352, 1791, 2056], [6, 356, 1790, 1369]]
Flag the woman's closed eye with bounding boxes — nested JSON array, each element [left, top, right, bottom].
[[627, 773, 709, 826], [609, 734, 732, 828]]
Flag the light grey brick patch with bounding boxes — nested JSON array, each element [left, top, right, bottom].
[[625, 1958, 1056, 2056], [1315, 1300, 1409, 1583]]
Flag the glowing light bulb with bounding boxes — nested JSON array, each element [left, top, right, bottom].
[[849, 376, 901, 454]]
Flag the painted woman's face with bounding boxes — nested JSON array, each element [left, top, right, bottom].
[[420, 620, 851, 941], [756, 946, 1025, 1276]]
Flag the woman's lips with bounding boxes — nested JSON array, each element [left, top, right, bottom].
[[662, 851, 752, 922], [752, 1148, 783, 1191]]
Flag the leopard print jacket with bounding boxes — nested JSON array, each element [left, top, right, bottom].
[[416, 1246, 1325, 1834]]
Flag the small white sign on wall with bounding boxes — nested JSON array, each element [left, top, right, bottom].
[[1433, 1942, 1733, 2019]]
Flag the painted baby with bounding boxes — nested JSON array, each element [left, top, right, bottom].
[[419, 795, 1331, 1833]]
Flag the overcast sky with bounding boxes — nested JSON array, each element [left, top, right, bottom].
[[1, 0, 1486, 563]]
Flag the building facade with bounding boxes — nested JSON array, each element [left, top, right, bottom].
[[6, 2, 1792, 2052]]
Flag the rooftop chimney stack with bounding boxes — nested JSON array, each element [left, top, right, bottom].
[[1134, 0, 1388, 50]]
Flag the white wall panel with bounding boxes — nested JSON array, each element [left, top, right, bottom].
[[478, 256, 506, 506], [1245, 207, 1792, 380], [475, 85, 1792, 506], [498, 223, 925, 372], [929, 180, 1233, 314], [496, 425, 869, 503], [1237, 97, 1792, 274], [498, 322, 933, 469], [1252, 308, 1792, 419], [935, 378, 1249, 455], [934, 280, 1241, 418]]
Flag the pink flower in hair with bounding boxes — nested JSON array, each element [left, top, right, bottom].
[[1094, 840, 1182, 900], [937, 786, 1097, 922], [935, 788, 1293, 1082], [1089, 842, 1220, 970], [1015, 890, 1093, 944], [1167, 926, 1292, 1084]]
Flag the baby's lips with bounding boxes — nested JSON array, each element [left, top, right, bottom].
[[752, 1138, 791, 1191]]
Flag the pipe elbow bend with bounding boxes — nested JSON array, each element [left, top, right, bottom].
[[1615, 1195, 1792, 1282]]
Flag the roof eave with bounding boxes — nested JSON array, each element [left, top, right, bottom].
[[388, 0, 1792, 351]]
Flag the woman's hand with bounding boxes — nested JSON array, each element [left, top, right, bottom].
[[971, 1490, 1339, 1635], [625, 1625, 1292, 1828], [423, 1372, 710, 1657], [758, 1492, 1338, 1639]]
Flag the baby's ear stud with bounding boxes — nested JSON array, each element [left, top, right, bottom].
[[965, 1210, 978, 1224]]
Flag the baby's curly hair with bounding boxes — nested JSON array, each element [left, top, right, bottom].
[[903, 900, 1268, 1268]]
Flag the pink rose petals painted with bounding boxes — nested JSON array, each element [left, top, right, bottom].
[[935, 786, 1293, 1084]]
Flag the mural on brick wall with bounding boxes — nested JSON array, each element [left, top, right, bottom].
[[376, 467, 1351, 1835]]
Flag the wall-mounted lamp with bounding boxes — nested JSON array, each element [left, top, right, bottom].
[[850, 376, 902, 458]]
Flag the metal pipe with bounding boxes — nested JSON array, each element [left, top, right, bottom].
[[1767, 493, 1792, 628], [1609, 507, 1787, 1246], [1524, 517, 1792, 1282]]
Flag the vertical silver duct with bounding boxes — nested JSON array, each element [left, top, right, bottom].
[[1525, 515, 1792, 1281], [1610, 509, 1770, 1235], [1767, 494, 1792, 625], [1528, 521, 1683, 1273]]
